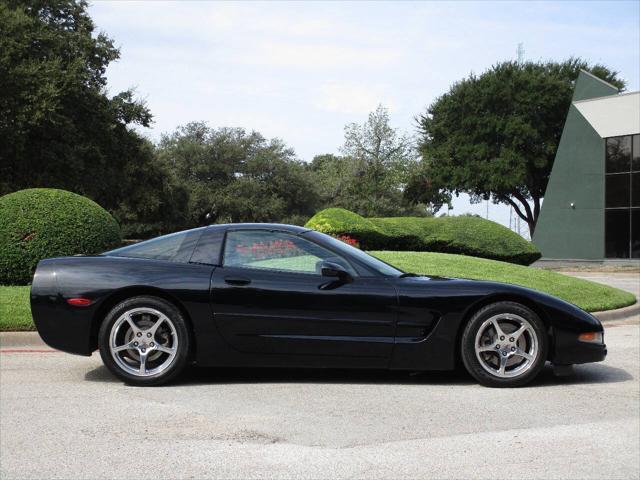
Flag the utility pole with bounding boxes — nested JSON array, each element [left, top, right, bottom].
[[509, 206, 513, 230], [513, 44, 525, 236]]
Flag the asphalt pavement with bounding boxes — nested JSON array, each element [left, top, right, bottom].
[[1, 319, 639, 479], [562, 271, 640, 298]]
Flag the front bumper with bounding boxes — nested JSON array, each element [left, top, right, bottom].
[[552, 339, 607, 365]]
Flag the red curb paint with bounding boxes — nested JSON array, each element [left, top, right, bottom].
[[0, 349, 59, 353]]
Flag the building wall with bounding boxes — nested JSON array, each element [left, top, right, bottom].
[[532, 71, 619, 259]]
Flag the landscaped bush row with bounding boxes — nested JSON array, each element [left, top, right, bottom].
[[0, 189, 122, 285], [305, 208, 541, 265]]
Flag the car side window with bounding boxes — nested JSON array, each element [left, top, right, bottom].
[[223, 230, 356, 276], [190, 227, 225, 265], [105, 228, 203, 263]]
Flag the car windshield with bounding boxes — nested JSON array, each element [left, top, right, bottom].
[[302, 230, 404, 277]]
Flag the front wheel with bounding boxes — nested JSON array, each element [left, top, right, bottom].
[[98, 296, 191, 386], [461, 301, 548, 387]]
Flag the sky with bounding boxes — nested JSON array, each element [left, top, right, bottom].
[[88, 1, 640, 236]]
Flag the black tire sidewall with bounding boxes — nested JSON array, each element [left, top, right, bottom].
[[98, 296, 191, 386], [461, 301, 548, 388]]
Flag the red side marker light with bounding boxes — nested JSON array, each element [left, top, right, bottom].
[[67, 297, 93, 307]]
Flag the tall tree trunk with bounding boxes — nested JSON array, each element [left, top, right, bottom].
[[505, 194, 538, 237]]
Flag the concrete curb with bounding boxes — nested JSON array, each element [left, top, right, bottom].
[[593, 302, 640, 322], [0, 332, 46, 348]]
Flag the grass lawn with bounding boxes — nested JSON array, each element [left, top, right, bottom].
[[0, 252, 636, 331], [372, 251, 636, 313], [0, 286, 33, 331]]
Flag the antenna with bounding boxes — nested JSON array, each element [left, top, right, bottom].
[[516, 43, 525, 64]]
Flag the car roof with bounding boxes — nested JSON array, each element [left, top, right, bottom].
[[208, 223, 311, 234]]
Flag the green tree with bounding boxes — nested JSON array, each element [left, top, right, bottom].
[[157, 122, 320, 225], [0, 0, 154, 216], [341, 105, 419, 216], [307, 153, 354, 205], [110, 139, 190, 238], [310, 105, 433, 217], [412, 59, 625, 236]]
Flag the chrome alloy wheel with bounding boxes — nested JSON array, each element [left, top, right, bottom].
[[109, 307, 178, 377], [474, 313, 539, 378]]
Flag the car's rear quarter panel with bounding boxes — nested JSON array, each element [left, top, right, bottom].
[[31, 256, 214, 356]]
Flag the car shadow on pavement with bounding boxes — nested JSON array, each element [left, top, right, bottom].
[[84, 362, 633, 387], [531, 362, 634, 386], [176, 366, 476, 386], [84, 364, 474, 386]]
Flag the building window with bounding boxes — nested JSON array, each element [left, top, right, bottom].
[[605, 134, 640, 258]]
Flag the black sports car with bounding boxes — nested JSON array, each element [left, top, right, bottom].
[[31, 223, 606, 387]]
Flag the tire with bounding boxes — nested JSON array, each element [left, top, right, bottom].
[[98, 296, 191, 386], [461, 301, 547, 388]]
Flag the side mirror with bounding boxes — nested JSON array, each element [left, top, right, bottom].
[[320, 261, 353, 282]]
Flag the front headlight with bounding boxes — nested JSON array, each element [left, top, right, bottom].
[[578, 332, 604, 344]]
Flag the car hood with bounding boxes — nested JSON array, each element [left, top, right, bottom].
[[393, 274, 603, 332]]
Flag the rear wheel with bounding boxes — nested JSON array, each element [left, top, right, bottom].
[[98, 296, 190, 386], [461, 301, 547, 387]]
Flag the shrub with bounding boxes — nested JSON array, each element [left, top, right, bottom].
[[304, 208, 388, 249], [305, 208, 541, 265], [0, 189, 121, 285]]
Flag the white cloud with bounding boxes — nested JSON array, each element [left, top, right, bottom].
[[315, 82, 396, 115], [238, 42, 401, 70]]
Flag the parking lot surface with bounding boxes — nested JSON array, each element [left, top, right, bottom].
[[1, 320, 639, 479], [562, 271, 640, 297]]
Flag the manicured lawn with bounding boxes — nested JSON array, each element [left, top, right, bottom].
[[371, 251, 636, 312], [0, 286, 32, 331], [0, 252, 635, 331]]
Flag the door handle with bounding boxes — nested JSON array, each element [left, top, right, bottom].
[[224, 276, 252, 286]]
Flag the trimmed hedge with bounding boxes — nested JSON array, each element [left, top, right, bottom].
[[304, 208, 388, 247], [305, 208, 541, 265], [0, 189, 121, 285]]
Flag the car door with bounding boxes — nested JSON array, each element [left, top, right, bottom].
[[210, 229, 398, 364]]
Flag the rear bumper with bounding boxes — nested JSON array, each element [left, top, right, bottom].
[[31, 306, 95, 356], [30, 260, 95, 356]]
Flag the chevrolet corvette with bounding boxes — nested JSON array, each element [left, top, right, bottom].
[[31, 223, 606, 387]]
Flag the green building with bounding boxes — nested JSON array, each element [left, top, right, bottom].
[[533, 71, 640, 260]]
